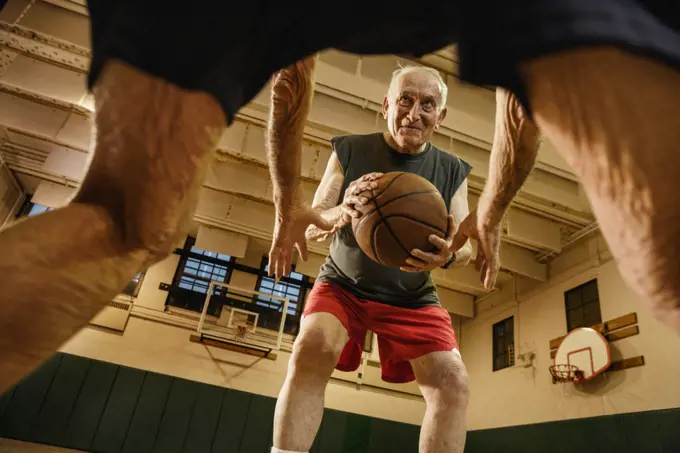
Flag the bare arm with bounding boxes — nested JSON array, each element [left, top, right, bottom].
[[449, 179, 473, 267], [306, 153, 345, 241], [478, 87, 541, 227], [266, 56, 316, 217]]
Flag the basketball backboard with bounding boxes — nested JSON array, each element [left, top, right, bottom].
[[195, 281, 290, 353], [553, 327, 611, 383]]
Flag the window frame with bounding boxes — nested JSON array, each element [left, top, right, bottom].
[[165, 236, 235, 315], [16, 200, 52, 218], [252, 256, 312, 335], [492, 316, 515, 372], [564, 279, 602, 332]]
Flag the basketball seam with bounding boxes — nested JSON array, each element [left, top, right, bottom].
[[360, 190, 441, 218], [370, 189, 411, 265], [380, 214, 447, 236], [370, 172, 406, 199]]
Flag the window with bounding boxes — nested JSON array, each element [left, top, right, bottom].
[[492, 316, 515, 371], [565, 279, 601, 332], [166, 237, 234, 315], [27, 203, 51, 216], [121, 272, 145, 297], [16, 201, 52, 218], [253, 256, 311, 334]]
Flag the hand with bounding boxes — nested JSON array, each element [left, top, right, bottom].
[[401, 215, 456, 272], [269, 202, 334, 280], [337, 172, 383, 228], [450, 209, 501, 290]]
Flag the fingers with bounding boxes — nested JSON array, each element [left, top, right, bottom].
[[342, 194, 370, 220], [345, 195, 369, 208], [267, 248, 276, 277], [484, 263, 498, 290], [269, 243, 291, 280], [483, 252, 499, 290], [269, 249, 284, 279], [409, 249, 440, 265], [359, 172, 383, 182], [347, 173, 383, 197], [475, 250, 485, 272], [276, 251, 288, 280], [296, 238, 308, 263], [450, 214, 476, 251], [428, 234, 449, 251], [445, 215, 456, 241], [399, 265, 424, 273]]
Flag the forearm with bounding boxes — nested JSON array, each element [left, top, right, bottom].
[[266, 57, 316, 216], [479, 88, 541, 226], [306, 205, 345, 241], [450, 241, 473, 267]]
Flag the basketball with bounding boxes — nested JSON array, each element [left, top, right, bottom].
[[351, 172, 449, 268]]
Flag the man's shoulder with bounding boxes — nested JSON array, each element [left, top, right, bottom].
[[429, 144, 473, 183], [330, 132, 383, 149], [430, 143, 467, 166]]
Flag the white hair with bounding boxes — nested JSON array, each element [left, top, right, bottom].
[[387, 65, 448, 111]]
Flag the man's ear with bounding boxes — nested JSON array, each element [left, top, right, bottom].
[[435, 107, 448, 129], [382, 96, 389, 119]]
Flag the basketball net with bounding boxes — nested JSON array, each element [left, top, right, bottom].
[[232, 320, 254, 341]]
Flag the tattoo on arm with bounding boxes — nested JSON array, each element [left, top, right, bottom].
[[450, 179, 473, 266], [266, 56, 317, 216], [480, 87, 541, 226], [306, 153, 345, 241]]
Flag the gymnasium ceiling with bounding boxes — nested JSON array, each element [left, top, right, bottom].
[[0, 0, 598, 302]]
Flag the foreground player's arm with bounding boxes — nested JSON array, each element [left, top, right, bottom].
[[266, 56, 337, 278], [448, 179, 473, 267], [478, 87, 541, 226], [267, 56, 316, 215], [306, 153, 345, 241], [451, 88, 540, 289]]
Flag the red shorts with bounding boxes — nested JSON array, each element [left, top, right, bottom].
[[302, 282, 459, 384]]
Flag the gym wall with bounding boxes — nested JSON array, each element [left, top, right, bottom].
[[58, 237, 430, 427], [460, 233, 680, 431], [0, 352, 422, 453]]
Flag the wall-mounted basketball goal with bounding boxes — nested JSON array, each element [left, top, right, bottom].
[[548, 312, 645, 385]]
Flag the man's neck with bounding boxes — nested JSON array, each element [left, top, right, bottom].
[[383, 132, 428, 155]]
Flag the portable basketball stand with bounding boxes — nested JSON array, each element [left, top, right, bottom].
[[548, 312, 646, 385]]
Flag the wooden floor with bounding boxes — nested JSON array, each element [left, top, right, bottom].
[[0, 439, 83, 453]]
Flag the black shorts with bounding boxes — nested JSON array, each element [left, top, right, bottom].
[[87, 0, 680, 121]]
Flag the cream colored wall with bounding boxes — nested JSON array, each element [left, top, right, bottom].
[[60, 316, 426, 424], [58, 235, 428, 424], [460, 236, 680, 431]]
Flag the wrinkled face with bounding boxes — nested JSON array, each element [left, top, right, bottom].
[[383, 70, 447, 153]]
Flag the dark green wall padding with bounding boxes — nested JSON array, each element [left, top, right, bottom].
[[0, 353, 678, 452]]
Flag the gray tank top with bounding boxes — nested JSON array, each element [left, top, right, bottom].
[[316, 133, 472, 307]]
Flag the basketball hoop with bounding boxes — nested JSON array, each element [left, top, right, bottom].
[[232, 320, 254, 341], [548, 364, 584, 384]]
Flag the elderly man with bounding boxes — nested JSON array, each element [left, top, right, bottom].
[[271, 66, 473, 453], [1, 0, 680, 408]]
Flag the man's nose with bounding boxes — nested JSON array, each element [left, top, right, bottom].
[[406, 104, 422, 122]]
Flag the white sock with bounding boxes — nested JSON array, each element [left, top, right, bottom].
[[271, 448, 308, 453]]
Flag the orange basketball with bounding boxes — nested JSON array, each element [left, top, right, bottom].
[[351, 172, 448, 268]]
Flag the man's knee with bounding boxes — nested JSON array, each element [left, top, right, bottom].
[[418, 352, 470, 411], [289, 313, 347, 379]]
